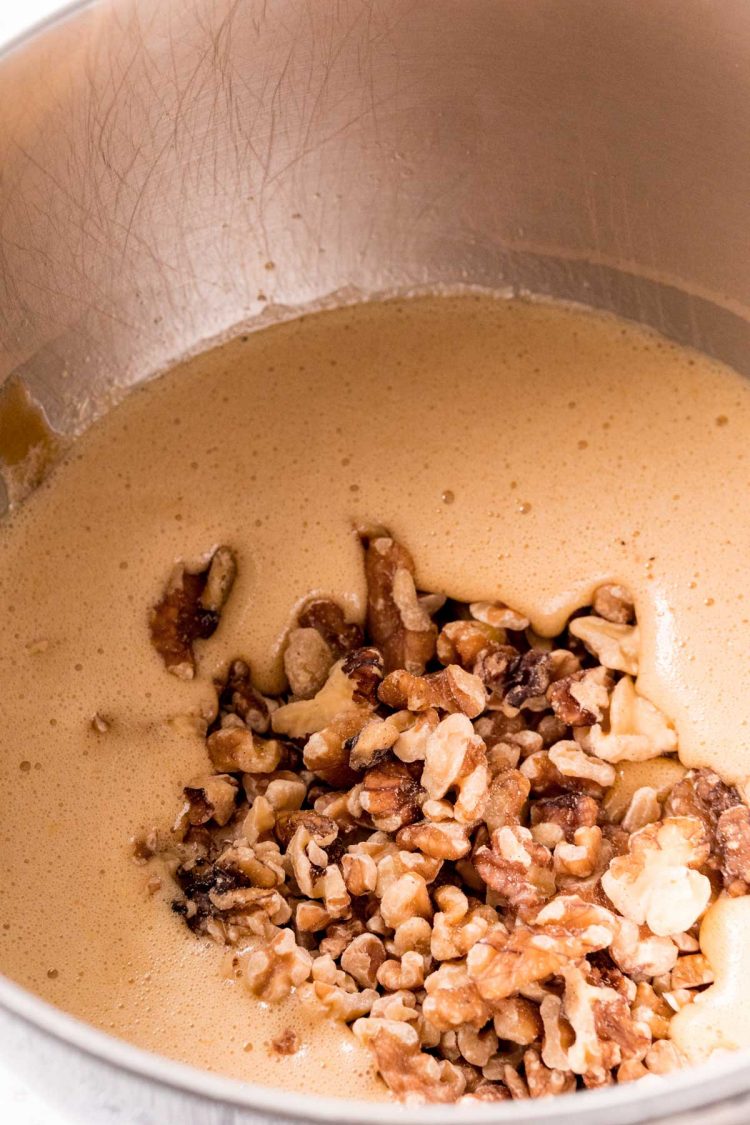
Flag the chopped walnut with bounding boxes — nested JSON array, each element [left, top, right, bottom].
[[602, 817, 711, 936], [360, 759, 424, 831], [547, 667, 611, 727], [568, 616, 639, 675], [420, 713, 488, 824], [610, 919, 678, 980], [524, 1047, 576, 1097], [364, 537, 436, 674], [297, 598, 363, 657], [341, 933, 386, 988], [492, 997, 542, 1045], [379, 665, 486, 718], [149, 547, 237, 678], [467, 897, 616, 1001], [475, 825, 555, 917], [548, 741, 616, 788], [151, 531, 750, 1104], [592, 584, 635, 625], [470, 602, 530, 632], [270, 1028, 299, 1055], [587, 677, 677, 763], [272, 660, 372, 740], [178, 774, 238, 829], [437, 620, 501, 668], [283, 628, 334, 699], [207, 727, 283, 774], [397, 820, 471, 860], [244, 928, 312, 1002]]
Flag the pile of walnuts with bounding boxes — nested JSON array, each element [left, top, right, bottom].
[[139, 534, 750, 1103]]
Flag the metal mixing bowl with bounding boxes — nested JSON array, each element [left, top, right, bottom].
[[2, 1, 750, 1120]]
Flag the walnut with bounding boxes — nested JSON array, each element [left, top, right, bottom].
[[469, 601, 529, 632], [392, 709, 439, 763], [379, 665, 486, 718], [602, 817, 711, 936], [716, 804, 750, 890], [178, 774, 238, 828], [554, 826, 602, 879], [379, 872, 432, 929], [670, 953, 714, 990], [341, 852, 378, 896], [492, 997, 543, 1045], [530, 793, 598, 842], [215, 659, 270, 733], [561, 962, 650, 1081], [283, 628, 334, 699], [484, 769, 530, 834], [548, 741, 616, 788], [592, 584, 635, 625], [216, 841, 285, 888], [370, 990, 420, 1022], [461, 1084, 512, 1103], [467, 897, 617, 1001], [391, 916, 433, 957], [149, 547, 237, 678], [275, 809, 338, 848], [321, 863, 351, 919], [621, 786, 662, 832], [632, 982, 672, 1040], [347, 712, 411, 770], [303, 710, 368, 788], [422, 963, 491, 1031], [360, 759, 424, 831], [604, 757, 686, 823], [610, 919, 678, 980], [340, 933, 386, 988], [297, 598, 363, 657], [243, 928, 312, 1002], [436, 620, 501, 668], [569, 616, 639, 675], [341, 646, 384, 705], [397, 820, 471, 860], [364, 537, 437, 674], [587, 676, 677, 763], [207, 727, 283, 774], [524, 1047, 576, 1098], [475, 826, 555, 917], [319, 917, 366, 958], [456, 1025, 498, 1067], [377, 951, 426, 991], [299, 980, 378, 1022], [547, 667, 611, 726], [272, 660, 372, 740], [420, 714, 488, 824], [296, 901, 331, 932], [430, 888, 495, 961], [286, 823, 334, 897], [500, 650, 554, 711], [264, 774, 307, 812], [539, 994, 574, 1069], [353, 1019, 463, 1103], [644, 1039, 686, 1075]]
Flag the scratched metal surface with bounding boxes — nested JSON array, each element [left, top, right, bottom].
[[2, 1, 750, 1121]]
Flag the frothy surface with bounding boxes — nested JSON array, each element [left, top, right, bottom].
[[1, 294, 749, 1085]]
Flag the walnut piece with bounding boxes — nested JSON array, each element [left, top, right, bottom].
[[587, 677, 677, 763], [365, 537, 436, 674], [602, 817, 711, 936], [297, 598, 363, 657], [149, 546, 236, 678], [592, 584, 635, 625], [283, 627, 334, 699], [568, 616, 639, 675], [244, 928, 312, 1002], [379, 665, 486, 718]]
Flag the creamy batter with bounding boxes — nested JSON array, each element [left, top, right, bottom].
[[0, 294, 749, 1088]]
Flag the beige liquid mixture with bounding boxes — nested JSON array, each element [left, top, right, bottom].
[[1, 294, 749, 1091]]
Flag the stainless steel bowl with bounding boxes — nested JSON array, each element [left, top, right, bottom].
[[2, 1, 750, 1120]]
